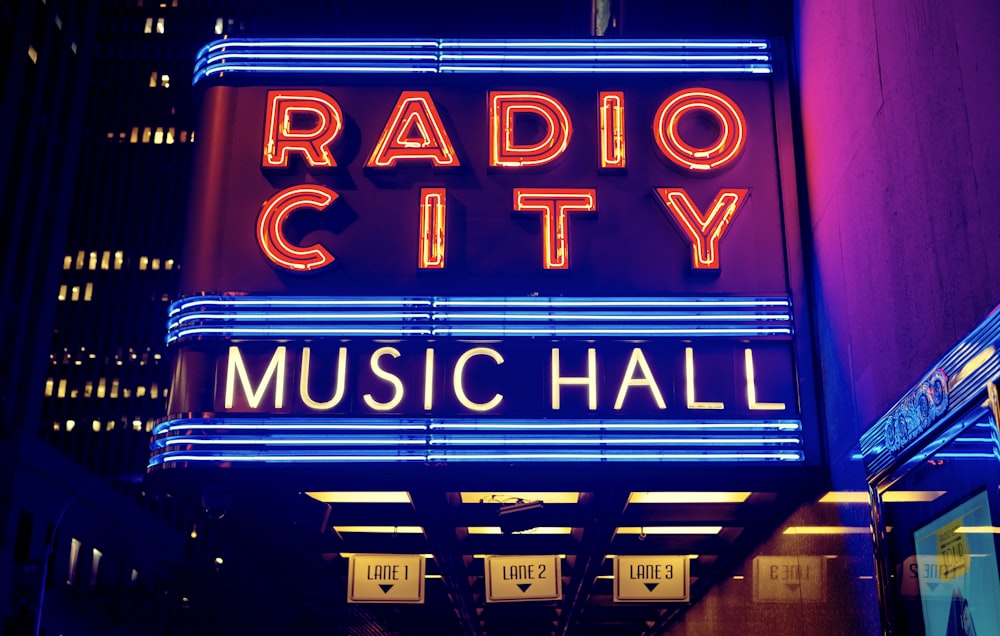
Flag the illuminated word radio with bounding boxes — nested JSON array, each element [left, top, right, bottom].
[[258, 88, 749, 273], [222, 343, 786, 416]]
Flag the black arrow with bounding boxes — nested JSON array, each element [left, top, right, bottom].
[[517, 583, 532, 593], [379, 584, 394, 594], [784, 583, 800, 592], [644, 583, 659, 592]]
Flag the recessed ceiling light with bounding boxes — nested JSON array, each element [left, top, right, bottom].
[[305, 491, 412, 504], [628, 492, 751, 504], [467, 526, 573, 535], [783, 526, 870, 535], [460, 492, 580, 504], [616, 526, 722, 535], [333, 525, 424, 534]]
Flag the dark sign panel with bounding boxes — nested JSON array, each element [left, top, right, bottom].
[[152, 39, 816, 469]]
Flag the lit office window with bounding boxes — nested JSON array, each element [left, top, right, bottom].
[[27, 46, 37, 64], [114, 251, 124, 270], [145, 420, 154, 432], [151, 383, 159, 399], [70, 286, 80, 301], [91, 420, 100, 432], [136, 385, 146, 398], [52, 422, 61, 431], [67, 538, 82, 585], [57, 285, 66, 301], [139, 256, 149, 270], [214, 17, 223, 34], [130, 127, 139, 143], [97, 378, 106, 398], [44, 379, 54, 397], [166, 127, 175, 144], [165, 258, 175, 270], [83, 283, 93, 301], [88, 252, 97, 270], [70, 42, 76, 54], [161, 74, 170, 88], [156, 18, 165, 33], [63, 255, 72, 270], [149, 71, 158, 87], [142, 127, 151, 143], [151, 258, 160, 270], [75, 250, 85, 269], [132, 419, 142, 431], [65, 419, 76, 432], [106, 421, 115, 431], [143, 18, 153, 33], [179, 131, 188, 143], [110, 378, 119, 399], [84, 381, 93, 398], [100, 251, 110, 270], [57, 380, 66, 398], [90, 548, 102, 589], [153, 127, 163, 144], [54, 15, 62, 30]]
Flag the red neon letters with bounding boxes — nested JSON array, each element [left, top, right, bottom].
[[654, 188, 749, 270], [255, 87, 752, 274], [489, 91, 572, 168], [262, 90, 343, 169], [366, 91, 460, 168], [654, 88, 747, 172], [257, 185, 339, 272], [514, 189, 597, 269]]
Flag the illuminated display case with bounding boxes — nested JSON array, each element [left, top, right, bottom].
[[151, 38, 819, 471]]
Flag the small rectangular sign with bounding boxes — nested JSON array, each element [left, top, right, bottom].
[[613, 555, 689, 602], [485, 555, 562, 603], [752, 556, 825, 602], [348, 554, 425, 604]]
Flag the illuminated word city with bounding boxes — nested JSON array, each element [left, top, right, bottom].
[[258, 87, 750, 272]]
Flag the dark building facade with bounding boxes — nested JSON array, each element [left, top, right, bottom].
[[1, 0, 998, 634]]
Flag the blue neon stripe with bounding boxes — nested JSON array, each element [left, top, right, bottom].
[[165, 295, 794, 344], [192, 38, 772, 85]]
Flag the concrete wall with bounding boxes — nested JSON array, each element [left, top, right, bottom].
[[796, 0, 1000, 462]]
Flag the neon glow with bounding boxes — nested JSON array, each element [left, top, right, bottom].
[[654, 188, 749, 270], [599, 92, 626, 169], [366, 91, 460, 167], [745, 348, 786, 411], [418, 188, 446, 269], [513, 189, 596, 269], [654, 87, 747, 172], [262, 90, 343, 168], [191, 39, 773, 84], [256, 185, 338, 271], [490, 92, 572, 168], [686, 347, 724, 410]]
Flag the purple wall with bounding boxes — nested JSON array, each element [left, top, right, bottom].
[[796, 0, 1000, 460]]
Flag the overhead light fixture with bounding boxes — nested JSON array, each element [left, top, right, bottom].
[[818, 491, 945, 504], [955, 526, 1000, 534], [461, 491, 580, 504], [783, 526, 870, 535], [333, 525, 424, 534], [616, 526, 722, 535], [497, 499, 546, 534], [628, 491, 751, 504], [305, 491, 412, 504], [468, 526, 572, 535]]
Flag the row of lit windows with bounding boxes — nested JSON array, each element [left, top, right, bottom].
[[143, 17, 166, 34], [52, 347, 164, 366], [137, 0, 180, 7], [53, 419, 157, 433], [107, 127, 194, 145], [63, 250, 177, 271], [58, 283, 93, 302], [46, 377, 166, 400]]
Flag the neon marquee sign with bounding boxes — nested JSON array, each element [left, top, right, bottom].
[[152, 39, 816, 469]]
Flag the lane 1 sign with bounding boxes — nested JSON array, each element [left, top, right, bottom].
[[485, 555, 562, 603], [348, 554, 425, 604], [614, 556, 690, 602]]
